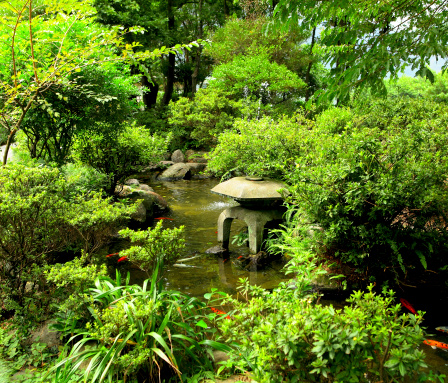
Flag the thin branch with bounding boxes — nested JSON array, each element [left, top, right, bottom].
[[28, 0, 39, 85], [12, 0, 31, 88]]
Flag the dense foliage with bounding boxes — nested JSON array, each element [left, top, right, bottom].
[[0, 165, 135, 319], [20, 64, 140, 164], [289, 99, 448, 278], [71, 123, 169, 195], [214, 223, 439, 383], [50, 269, 229, 383], [271, 0, 448, 104], [1, 0, 448, 380], [207, 114, 311, 178], [208, 97, 448, 281]]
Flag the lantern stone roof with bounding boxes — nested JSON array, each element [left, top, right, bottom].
[[211, 177, 288, 203]]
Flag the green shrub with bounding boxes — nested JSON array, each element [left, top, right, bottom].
[[71, 122, 169, 195], [287, 98, 448, 279], [215, 221, 439, 383], [208, 54, 305, 103], [0, 164, 135, 318], [219, 280, 437, 383], [207, 114, 313, 179], [61, 163, 110, 195], [169, 88, 242, 148], [118, 220, 185, 278]]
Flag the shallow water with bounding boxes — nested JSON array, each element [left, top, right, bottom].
[[128, 178, 290, 297], [119, 178, 448, 379]]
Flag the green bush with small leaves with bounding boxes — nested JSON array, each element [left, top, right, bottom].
[[0, 164, 135, 319], [118, 220, 185, 278], [287, 98, 448, 279], [215, 221, 441, 383], [207, 114, 313, 179], [71, 122, 169, 195]]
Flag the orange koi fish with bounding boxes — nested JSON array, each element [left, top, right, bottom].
[[154, 217, 174, 221], [436, 326, 448, 334], [117, 256, 128, 262], [210, 307, 231, 320], [106, 253, 119, 258], [423, 339, 448, 351], [400, 298, 417, 314]]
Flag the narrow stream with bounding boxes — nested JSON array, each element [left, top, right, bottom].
[[116, 178, 448, 378]]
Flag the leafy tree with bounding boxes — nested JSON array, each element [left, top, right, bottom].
[[0, 0, 191, 165], [206, 16, 325, 99], [93, 0, 237, 106], [71, 123, 169, 195], [169, 55, 305, 147], [271, 0, 448, 104], [385, 72, 448, 104], [20, 63, 140, 164], [208, 54, 305, 102]]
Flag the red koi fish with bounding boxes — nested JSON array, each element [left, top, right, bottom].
[[106, 253, 119, 258], [423, 339, 448, 351], [117, 256, 128, 262], [154, 217, 174, 221], [210, 307, 231, 320], [400, 298, 417, 314]]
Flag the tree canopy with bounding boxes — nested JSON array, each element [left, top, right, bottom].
[[271, 0, 448, 103]]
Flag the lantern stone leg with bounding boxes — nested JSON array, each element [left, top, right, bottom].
[[217, 206, 284, 254]]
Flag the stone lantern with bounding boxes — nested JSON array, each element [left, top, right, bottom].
[[210, 177, 288, 253]]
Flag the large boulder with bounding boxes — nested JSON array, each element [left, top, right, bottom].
[[116, 184, 168, 223], [158, 163, 192, 181], [185, 149, 208, 164], [158, 162, 207, 181], [125, 178, 140, 186], [171, 149, 185, 163]]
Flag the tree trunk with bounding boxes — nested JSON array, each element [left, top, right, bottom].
[[223, 0, 229, 17], [2, 131, 15, 166], [162, 0, 175, 105], [305, 27, 316, 102], [142, 75, 159, 108], [191, 0, 203, 97]]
